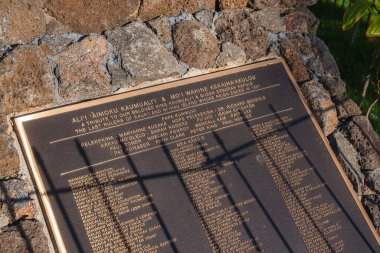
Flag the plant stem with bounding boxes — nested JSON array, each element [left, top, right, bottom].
[[366, 98, 378, 119], [361, 46, 380, 107]]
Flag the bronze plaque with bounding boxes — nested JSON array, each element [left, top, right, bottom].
[[14, 58, 380, 253]]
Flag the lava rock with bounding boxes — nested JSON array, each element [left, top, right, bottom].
[[310, 35, 340, 78], [329, 131, 364, 196], [0, 179, 35, 222], [342, 116, 380, 171], [173, 20, 220, 69], [216, 42, 246, 67], [366, 170, 380, 194], [138, 0, 215, 21], [301, 80, 338, 135], [279, 37, 310, 83], [249, 0, 280, 10], [39, 34, 78, 56], [0, 220, 48, 253], [0, 0, 46, 45], [106, 22, 184, 83], [333, 96, 362, 119], [362, 194, 380, 234], [282, 0, 318, 7], [250, 9, 286, 33], [318, 76, 346, 98], [219, 0, 248, 9], [55, 35, 112, 101], [0, 132, 19, 179], [0, 45, 54, 115], [286, 33, 313, 56], [283, 8, 319, 35], [215, 9, 270, 60], [148, 16, 172, 44], [194, 9, 215, 30], [45, 0, 140, 34]]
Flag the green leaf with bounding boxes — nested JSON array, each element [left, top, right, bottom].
[[366, 14, 380, 37], [342, 0, 372, 31]]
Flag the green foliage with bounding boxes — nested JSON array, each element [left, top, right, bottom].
[[342, 0, 380, 37], [342, 0, 371, 30]]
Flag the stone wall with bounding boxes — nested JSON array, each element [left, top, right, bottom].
[[0, 0, 379, 252]]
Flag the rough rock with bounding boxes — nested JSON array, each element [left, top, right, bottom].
[[250, 9, 286, 33], [215, 9, 270, 60], [362, 194, 380, 234], [249, 0, 280, 10], [44, 12, 72, 35], [282, 0, 318, 7], [105, 22, 184, 83], [173, 20, 220, 69], [329, 131, 364, 196], [194, 9, 215, 30], [342, 116, 380, 171], [219, 0, 248, 9], [283, 8, 319, 35], [39, 35, 77, 56], [310, 35, 340, 77], [45, 0, 140, 34], [55, 35, 112, 101], [0, 220, 48, 253], [333, 96, 362, 119], [0, 45, 54, 115], [0, 133, 19, 179], [0, 179, 35, 222], [301, 80, 338, 135], [318, 76, 346, 98], [138, 0, 215, 21], [366, 170, 380, 194], [0, 0, 46, 45], [216, 42, 246, 67], [148, 16, 172, 44], [286, 33, 313, 56], [279, 37, 310, 82]]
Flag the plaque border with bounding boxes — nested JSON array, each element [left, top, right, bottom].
[[13, 58, 380, 252]]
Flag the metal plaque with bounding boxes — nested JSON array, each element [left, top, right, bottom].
[[14, 58, 380, 253]]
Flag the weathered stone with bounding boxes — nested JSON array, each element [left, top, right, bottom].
[[0, 220, 48, 253], [55, 35, 112, 101], [284, 8, 319, 35], [45, 0, 140, 34], [329, 131, 364, 196], [318, 76, 346, 98], [250, 9, 286, 33], [194, 9, 215, 30], [286, 33, 313, 56], [173, 20, 220, 69], [39, 35, 77, 56], [301, 80, 338, 135], [362, 194, 380, 234], [310, 35, 340, 78], [0, 133, 19, 179], [333, 96, 362, 119], [366, 170, 380, 194], [216, 42, 246, 67], [148, 16, 172, 44], [219, 0, 248, 9], [215, 9, 270, 60], [249, 0, 280, 10], [0, 45, 54, 115], [105, 22, 184, 83], [282, 0, 318, 7], [279, 38, 310, 82], [44, 12, 72, 35], [343, 116, 380, 171], [0, 179, 35, 222], [138, 0, 215, 21], [0, 0, 46, 45]]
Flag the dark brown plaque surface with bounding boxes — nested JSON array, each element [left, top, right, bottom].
[[14, 58, 380, 253]]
